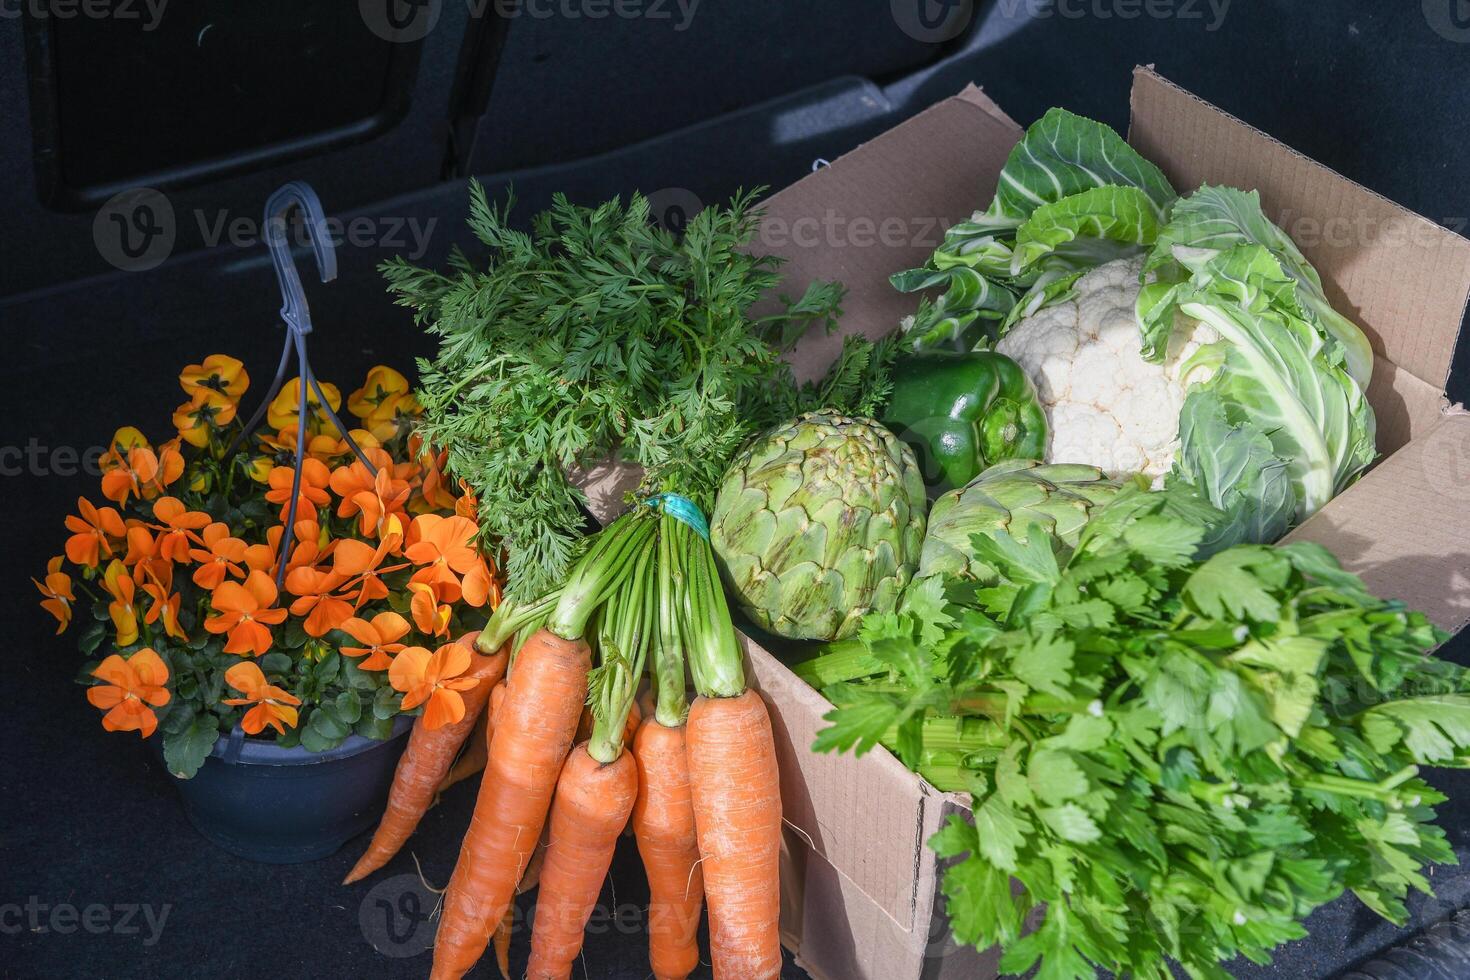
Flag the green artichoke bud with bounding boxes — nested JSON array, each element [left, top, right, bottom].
[[710, 412, 927, 641], [919, 459, 1146, 582]]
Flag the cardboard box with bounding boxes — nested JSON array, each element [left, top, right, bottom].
[[589, 67, 1470, 979]]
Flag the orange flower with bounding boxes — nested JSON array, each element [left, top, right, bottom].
[[331, 514, 409, 610], [173, 388, 239, 448], [409, 582, 451, 639], [267, 377, 341, 434], [205, 570, 288, 655], [265, 458, 332, 523], [87, 648, 170, 738], [413, 448, 459, 514], [223, 661, 300, 736], [33, 556, 74, 633], [140, 564, 187, 643], [189, 522, 249, 589], [347, 366, 421, 440], [122, 523, 158, 568], [461, 556, 499, 609], [388, 642, 479, 729], [283, 563, 358, 637], [102, 559, 140, 647], [455, 482, 479, 523], [64, 497, 126, 567], [340, 611, 411, 670], [151, 496, 212, 561], [331, 460, 411, 540], [405, 514, 481, 603], [99, 428, 160, 504], [180, 354, 250, 403]]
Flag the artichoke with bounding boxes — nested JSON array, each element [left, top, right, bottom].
[[919, 459, 1146, 582], [710, 412, 927, 641]]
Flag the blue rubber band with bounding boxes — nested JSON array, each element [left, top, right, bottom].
[[642, 492, 710, 541]]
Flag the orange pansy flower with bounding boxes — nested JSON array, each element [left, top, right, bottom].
[[388, 642, 480, 730], [340, 611, 411, 670], [33, 556, 75, 633], [205, 569, 288, 655], [223, 661, 300, 736], [65, 497, 126, 568], [140, 565, 187, 643], [408, 582, 451, 639], [102, 559, 140, 647], [267, 378, 342, 434], [180, 354, 250, 403], [265, 458, 332, 523], [332, 461, 411, 541], [173, 389, 239, 448], [348, 366, 421, 441], [100, 435, 160, 505], [413, 448, 459, 514], [283, 563, 358, 637], [189, 522, 249, 590], [151, 496, 212, 561], [405, 514, 480, 603], [87, 648, 170, 738]]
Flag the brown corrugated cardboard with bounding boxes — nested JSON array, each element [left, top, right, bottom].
[[576, 68, 1470, 980]]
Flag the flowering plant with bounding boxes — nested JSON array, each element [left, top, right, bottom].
[[37, 355, 501, 777]]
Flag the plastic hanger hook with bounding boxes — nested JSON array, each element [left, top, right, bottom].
[[263, 181, 338, 337]]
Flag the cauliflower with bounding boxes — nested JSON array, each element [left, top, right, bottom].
[[995, 256, 1218, 480]]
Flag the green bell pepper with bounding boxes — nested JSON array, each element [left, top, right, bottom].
[[881, 350, 1047, 495]]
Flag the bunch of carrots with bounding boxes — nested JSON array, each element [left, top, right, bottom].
[[344, 501, 784, 980]]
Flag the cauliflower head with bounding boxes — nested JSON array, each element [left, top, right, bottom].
[[995, 256, 1217, 480]]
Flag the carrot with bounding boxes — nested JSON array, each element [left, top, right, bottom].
[[681, 520, 783, 979], [686, 690, 782, 979], [631, 510, 704, 980], [429, 629, 590, 979], [527, 528, 655, 979], [343, 633, 506, 884], [437, 706, 490, 795], [527, 744, 639, 979], [633, 718, 704, 980], [432, 511, 658, 979], [493, 826, 547, 980]]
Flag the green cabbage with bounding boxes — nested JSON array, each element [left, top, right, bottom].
[[1142, 185, 1375, 389], [1139, 244, 1377, 549]]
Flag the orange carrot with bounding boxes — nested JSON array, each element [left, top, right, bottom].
[[429, 628, 591, 979], [493, 827, 547, 980], [685, 690, 783, 980], [526, 744, 639, 979], [679, 518, 783, 980], [343, 635, 506, 884], [438, 707, 490, 795], [632, 717, 704, 980]]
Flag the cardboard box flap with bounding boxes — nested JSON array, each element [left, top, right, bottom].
[[1127, 66, 1470, 397], [756, 88, 1023, 384], [1285, 411, 1470, 633]]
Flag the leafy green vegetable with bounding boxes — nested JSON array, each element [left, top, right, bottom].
[[893, 109, 1175, 350], [1140, 244, 1376, 550], [805, 486, 1463, 978], [393, 184, 893, 600], [1143, 185, 1374, 389]]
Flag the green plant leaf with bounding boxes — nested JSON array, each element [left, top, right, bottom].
[[163, 716, 219, 779]]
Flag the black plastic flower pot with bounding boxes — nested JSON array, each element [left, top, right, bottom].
[[165, 716, 414, 864]]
